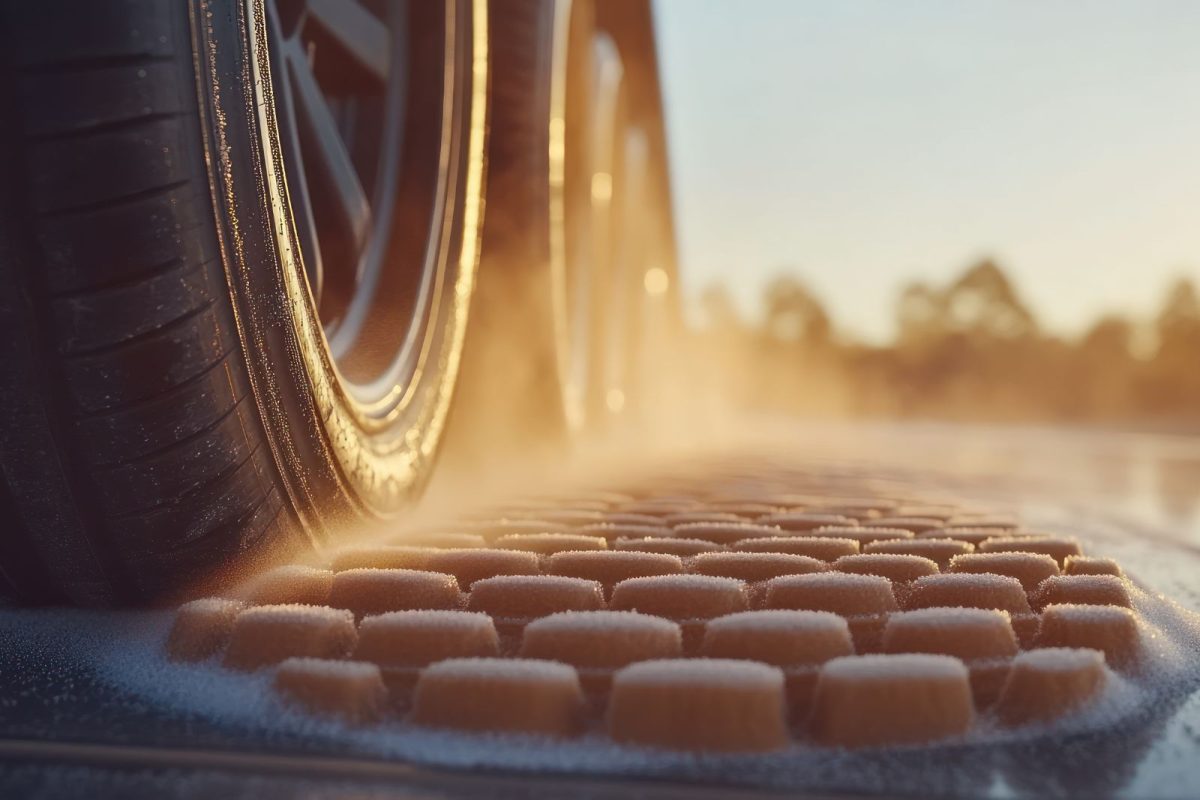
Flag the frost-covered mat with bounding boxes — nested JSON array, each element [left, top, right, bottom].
[[7, 436, 1200, 798], [1, 565, 1198, 797]]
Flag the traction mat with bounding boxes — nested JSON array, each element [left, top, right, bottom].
[[8, 455, 1200, 797]]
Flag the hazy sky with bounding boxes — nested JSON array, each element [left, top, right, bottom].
[[654, 0, 1200, 343]]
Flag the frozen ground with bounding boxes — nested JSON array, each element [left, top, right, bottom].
[[2, 423, 1200, 798]]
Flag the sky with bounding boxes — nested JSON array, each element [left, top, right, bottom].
[[653, 0, 1200, 343]]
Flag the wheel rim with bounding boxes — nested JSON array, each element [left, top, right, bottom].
[[581, 33, 626, 418], [265, 0, 455, 410], [201, 0, 486, 526], [550, 2, 647, 431]]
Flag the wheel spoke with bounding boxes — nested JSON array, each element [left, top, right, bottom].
[[264, 0, 430, 393], [306, 0, 391, 82], [288, 50, 372, 256]]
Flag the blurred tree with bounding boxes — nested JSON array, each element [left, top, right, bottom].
[[896, 260, 1037, 347], [888, 259, 1041, 418], [749, 275, 851, 415], [1081, 315, 1135, 359], [896, 281, 944, 347], [699, 284, 741, 332], [690, 261, 1200, 429], [1155, 277, 1200, 357], [1142, 277, 1200, 418], [695, 282, 754, 411], [1074, 314, 1137, 419], [762, 275, 831, 345], [943, 259, 1037, 340]]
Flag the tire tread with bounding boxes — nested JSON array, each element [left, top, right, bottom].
[[0, 0, 295, 604]]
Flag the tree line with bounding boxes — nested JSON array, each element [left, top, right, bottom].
[[694, 260, 1200, 428]]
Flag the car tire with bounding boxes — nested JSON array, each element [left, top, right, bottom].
[[0, 0, 488, 604]]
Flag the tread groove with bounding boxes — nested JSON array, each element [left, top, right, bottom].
[[48, 257, 193, 300], [62, 297, 217, 360], [40, 178, 192, 218], [26, 111, 186, 143], [73, 342, 237, 422], [110, 437, 267, 522], [19, 54, 175, 76], [92, 393, 250, 471]]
